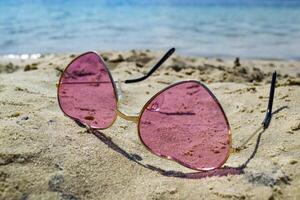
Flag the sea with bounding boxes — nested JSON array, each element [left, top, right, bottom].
[[0, 0, 300, 60]]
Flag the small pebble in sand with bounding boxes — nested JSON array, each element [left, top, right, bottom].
[[120, 125, 128, 130], [234, 57, 241, 67], [260, 109, 267, 113], [55, 66, 63, 73], [47, 119, 55, 125], [289, 160, 297, 165], [291, 122, 300, 131], [171, 65, 182, 72], [109, 54, 125, 63], [21, 116, 29, 120], [239, 107, 247, 113], [185, 71, 195, 75], [8, 112, 21, 118], [0, 62, 19, 73], [246, 87, 256, 92], [24, 63, 38, 71], [15, 87, 24, 91], [135, 62, 144, 68], [269, 63, 275, 67]]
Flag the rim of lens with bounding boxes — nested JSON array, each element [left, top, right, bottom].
[[57, 51, 118, 129], [137, 80, 232, 171]]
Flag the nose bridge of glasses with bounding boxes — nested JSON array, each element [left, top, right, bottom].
[[114, 79, 140, 122], [116, 109, 139, 123]]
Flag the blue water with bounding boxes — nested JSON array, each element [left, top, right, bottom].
[[1, 0, 300, 60]]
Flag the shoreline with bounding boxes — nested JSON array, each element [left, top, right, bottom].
[[1, 51, 300, 62]]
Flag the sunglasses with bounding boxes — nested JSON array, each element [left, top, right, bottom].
[[57, 48, 277, 171]]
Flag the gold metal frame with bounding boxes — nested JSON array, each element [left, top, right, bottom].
[[57, 51, 262, 172]]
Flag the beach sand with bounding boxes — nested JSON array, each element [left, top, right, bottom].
[[0, 50, 300, 200]]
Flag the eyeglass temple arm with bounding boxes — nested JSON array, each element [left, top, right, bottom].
[[262, 71, 277, 129], [233, 71, 277, 151], [124, 48, 175, 84]]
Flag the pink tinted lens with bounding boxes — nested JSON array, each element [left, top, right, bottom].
[[139, 81, 230, 171], [58, 52, 117, 129]]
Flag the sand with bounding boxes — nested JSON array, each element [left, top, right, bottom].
[[0, 50, 300, 200]]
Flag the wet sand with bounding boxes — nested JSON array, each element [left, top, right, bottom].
[[0, 50, 300, 200]]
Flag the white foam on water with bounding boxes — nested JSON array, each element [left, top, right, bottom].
[[2, 54, 41, 60]]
